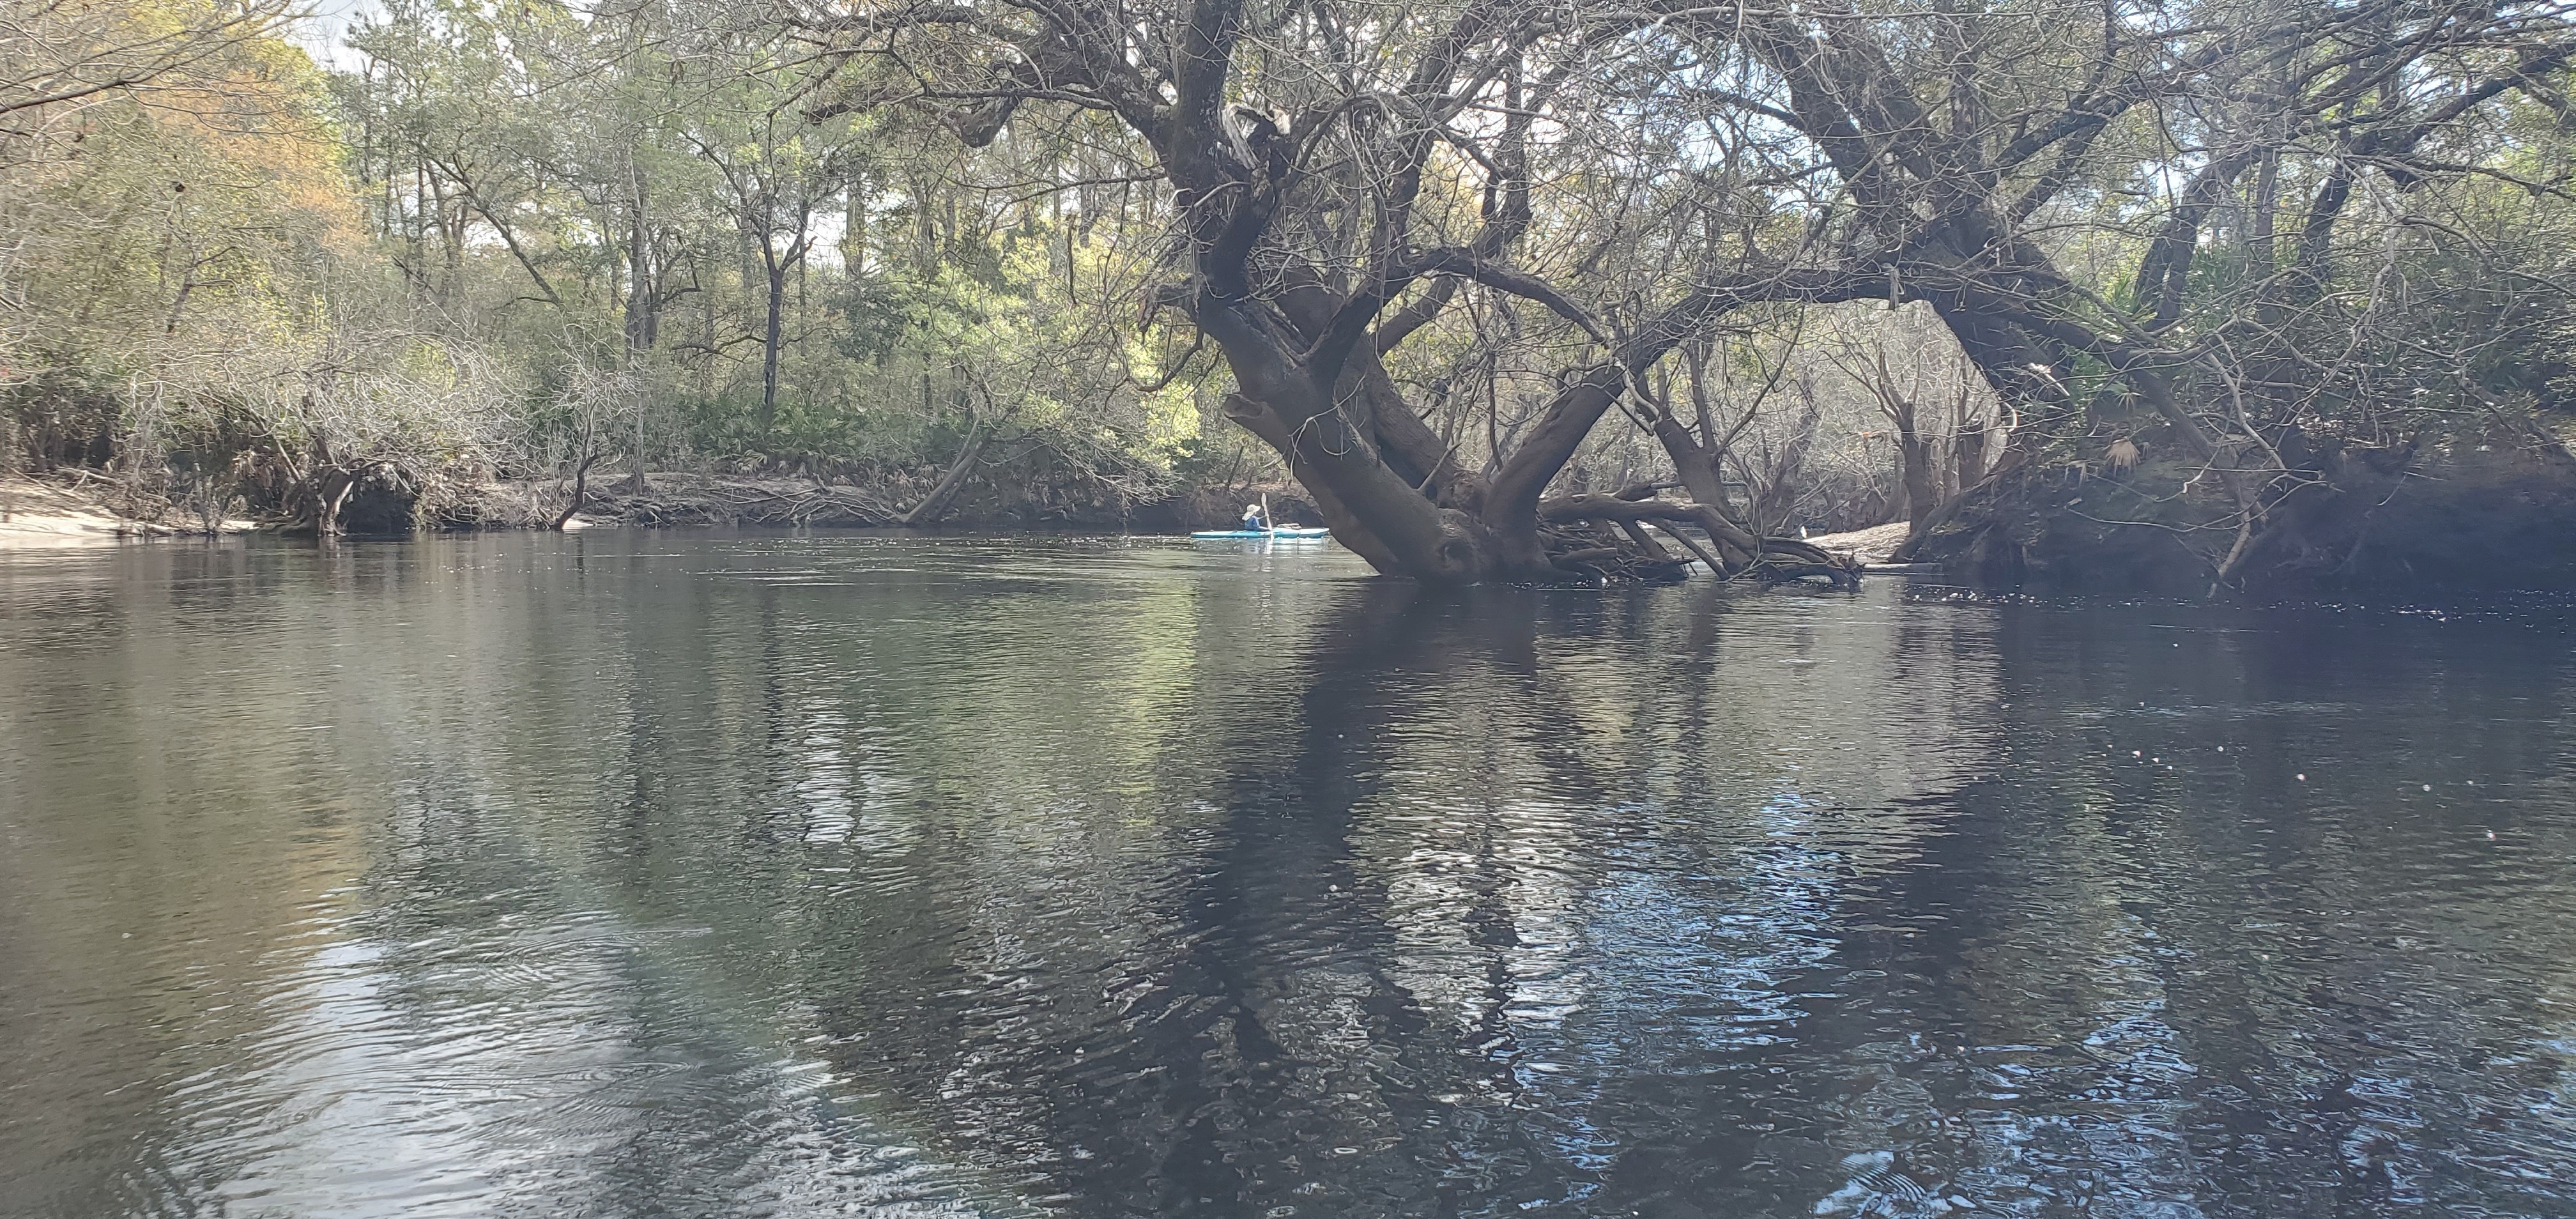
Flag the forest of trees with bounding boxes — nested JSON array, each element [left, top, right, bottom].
[[7, 0, 2576, 591], [1, 0, 1218, 533]]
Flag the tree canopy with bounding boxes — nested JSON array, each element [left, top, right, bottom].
[[792, 0, 2576, 583]]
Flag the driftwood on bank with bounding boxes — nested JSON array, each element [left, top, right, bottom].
[[585, 475, 905, 528]]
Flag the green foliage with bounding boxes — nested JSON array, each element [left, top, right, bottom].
[[0, 0, 1223, 521], [17, 0, 2570, 553]]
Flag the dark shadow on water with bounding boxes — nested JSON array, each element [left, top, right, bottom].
[[6, 537, 2576, 1217]]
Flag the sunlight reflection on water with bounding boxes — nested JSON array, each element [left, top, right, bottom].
[[3, 532, 2575, 1217]]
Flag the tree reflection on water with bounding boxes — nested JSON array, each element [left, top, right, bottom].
[[2, 533, 2573, 1217]]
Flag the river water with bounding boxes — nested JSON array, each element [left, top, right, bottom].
[[3, 532, 2574, 1218]]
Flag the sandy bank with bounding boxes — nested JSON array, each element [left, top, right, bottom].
[[0, 475, 252, 549]]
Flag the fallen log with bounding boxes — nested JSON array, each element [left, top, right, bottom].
[[1538, 493, 1863, 586]]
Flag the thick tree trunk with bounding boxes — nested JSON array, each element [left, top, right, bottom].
[[1930, 300, 2073, 426], [1653, 413, 1731, 512], [1219, 395, 1404, 572], [552, 443, 599, 531], [1898, 427, 1936, 526], [1199, 301, 1501, 581], [1952, 419, 1988, 493], [315, 470, 353, 537], [1134, 20, 1866, 585], [898, 411, 989, 527]]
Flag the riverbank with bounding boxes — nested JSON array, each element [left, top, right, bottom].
[[0, 470, 1317, 544], [27, 457, 2570, 601], [0, 473, 256, 549], [1906, 447, 2576, 597]]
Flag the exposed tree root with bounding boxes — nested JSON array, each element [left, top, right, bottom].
[[1538, 489, 1863, 587]]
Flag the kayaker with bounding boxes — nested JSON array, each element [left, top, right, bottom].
[[1241, 503, 1268, 532]]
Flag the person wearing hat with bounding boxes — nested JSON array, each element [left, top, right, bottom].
[[1241, 502, 1269, 533]]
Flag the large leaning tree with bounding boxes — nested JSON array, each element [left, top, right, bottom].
[[792, 0, 2576, 586]]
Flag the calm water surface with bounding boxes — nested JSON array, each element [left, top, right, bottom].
[[4, 532, 2575, 1218]]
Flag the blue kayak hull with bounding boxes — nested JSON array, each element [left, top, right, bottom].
[[1189, 527, 1333, 540]]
